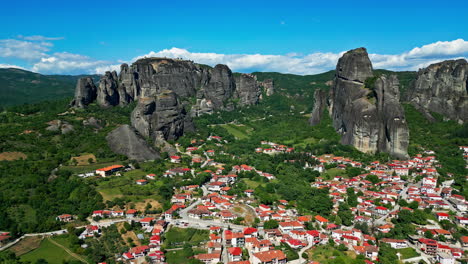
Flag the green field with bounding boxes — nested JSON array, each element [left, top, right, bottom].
[[166, 248, 206, 264], [397, 247, 419, 259], [164, 227, 209, 248], [21, 238, 81, 264], [219, 124, 252, 139], [95, 169, 161, 201], [307, 245, 358, 264], [323, 167, 347, 179], [243, 178, 264, 189]]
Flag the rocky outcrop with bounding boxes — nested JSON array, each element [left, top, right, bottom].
[[407, 59, 468, 123], [97, 71, 120, 107], [201, 64, 236, 109], [260, 79, 274, 96], [131, 90, 193, 142], [234, 74, 261, 106], [71, 57, 269, 157], [309, 89, 328, 126], [45, 120, 74, 134], [83, 117, 104, 130], [106, 125, 160, 161], [70, 77, 97, 108], [374, 75, 409, 158], [311, 48, 409, 158]]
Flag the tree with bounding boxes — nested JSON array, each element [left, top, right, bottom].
[[263, 219, 279, 229], [424, 230, 434, 239], [378, 243, 399, 264]]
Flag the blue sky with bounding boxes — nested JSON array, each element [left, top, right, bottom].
[[1, 0, 467, 74]]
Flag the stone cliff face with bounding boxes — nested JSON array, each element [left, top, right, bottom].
[[234, 74, 261, 106], [407, 59, 467, 123], [70, 77, 97, 108], [309, 89, 327, 126], [71, 57, 265, 160], [310, 48, 409, 158]]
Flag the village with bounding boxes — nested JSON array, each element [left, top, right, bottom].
[[2, 135, 467, 264]]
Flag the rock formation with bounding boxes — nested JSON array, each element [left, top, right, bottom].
[[106, 125, 160, 161], [71, 57, 266, 146], [131, 90, 193, 142], [407, 59, 467, 123], [70, 77, 97, 108], [310, 48, 409, 159], [309, 89, 327, 126], [260, 79, 275, 96], [234, 74, 261, 106]]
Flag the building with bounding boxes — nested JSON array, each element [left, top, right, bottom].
[[436, 252, 455, 264], [56, 214, 73, 222], [251, 250, 287, 264], [95, 165, 124, 177]]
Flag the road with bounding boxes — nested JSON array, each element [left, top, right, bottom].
[[289, 242, 313, 264], [374, 184, 411, 226]]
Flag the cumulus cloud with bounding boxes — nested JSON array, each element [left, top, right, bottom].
[[31, 52, 113, 75], [132, 39, 467, 74], [133, 48, 343, 75], [0, 39, 52, 60], [1, 35, 467, 75], [17, 35, 64, 41]]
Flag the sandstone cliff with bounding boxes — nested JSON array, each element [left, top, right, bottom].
[[310, 48, 409, 158], [407, 59, 467, 123]]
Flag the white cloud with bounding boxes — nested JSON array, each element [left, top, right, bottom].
[[32, 52, 112, 75], [17, 35, 64, 41], [0, 39, 51, 60], [0, 64, 25, 70], [1, 35, 467, 75]]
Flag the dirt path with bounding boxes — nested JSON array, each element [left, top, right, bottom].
[[47, 238, 90, 264]]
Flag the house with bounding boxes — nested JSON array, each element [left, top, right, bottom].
[[455, 216, 468, 226], [148, 251, 165, 262], [353, 246, 379, 261], [56, 214, 73, 222], [380, 238, 408, 249], [377, 224, 393, 233], [315, 215, 329, 225], [0, 233, 11, 246], [146, 173, 156, 180], [375, 206, 389, 215], [278, 221, 303, 234], [149, 235, 161, 246], [244, 227, 258, 238], [79, 225, 100, 239], [95, 164, 124, 177], [418, 238, 438, 255], [140, 217, 155, 227], [436, 252, 455, 264], [225, 231, 245, 247], [244, 189, 254, 197], [136, 179, 148, 185], [228, 247, 243, 262], [259, 204, 271, 211], [170, 156, 181, 163], [126, 209, 137, 218], [436, 212, 450, 221], [251, 250, 287, 264], [194, 252, 221, 264]]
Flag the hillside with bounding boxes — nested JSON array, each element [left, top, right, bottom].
[[0, 68, 99, 107]]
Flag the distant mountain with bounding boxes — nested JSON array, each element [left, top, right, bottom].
[[0, 68, 100, 107]]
